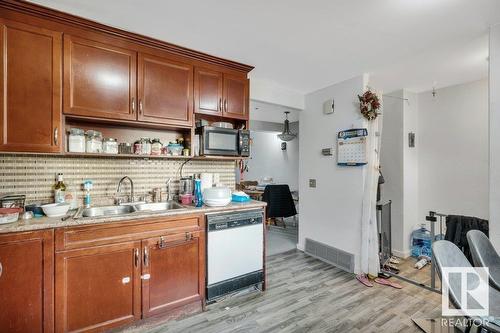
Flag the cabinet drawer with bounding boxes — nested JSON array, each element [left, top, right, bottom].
[[55, 214, 204, 251]]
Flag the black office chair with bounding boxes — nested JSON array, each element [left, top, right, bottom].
[[262, 185, 297, 227]]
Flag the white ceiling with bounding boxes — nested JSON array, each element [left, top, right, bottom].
[[250, 101, 300, 123], [29, 0, 500, 94]]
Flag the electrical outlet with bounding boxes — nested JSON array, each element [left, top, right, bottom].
[[309, 179, 316, 188]]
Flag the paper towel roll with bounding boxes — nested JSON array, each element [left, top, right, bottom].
[[200, 173, 213, 193]]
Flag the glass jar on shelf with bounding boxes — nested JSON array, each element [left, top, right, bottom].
[[151, 138, 162, 155], [141, 137, 152, 155], [85, 130, 103, 153], [103, 138, 118, 154], [68, 128, 85, 152]]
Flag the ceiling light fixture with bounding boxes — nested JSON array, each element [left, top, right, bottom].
[[277, 111, 296, 142]]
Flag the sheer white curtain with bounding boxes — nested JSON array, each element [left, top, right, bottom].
[[360, 101, 383, 276]]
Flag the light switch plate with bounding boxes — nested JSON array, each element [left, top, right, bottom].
[[309, 179, 316, 188]]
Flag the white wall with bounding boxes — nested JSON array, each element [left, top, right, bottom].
[[403, 91, 419, 255], [243, 131, 299, 191], [490, 24, 500, 249], [418, 80, 489, 225], [380, 90, 405, 256], [299, 75, 366, 273], [380, 90, 419, 258]]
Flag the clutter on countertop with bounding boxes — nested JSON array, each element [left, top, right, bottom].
[[0, 208, 22, 224], [232, 191, 250, 202], [203, 187, 232, 207]]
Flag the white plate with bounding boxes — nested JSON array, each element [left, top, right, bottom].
[[204, 198, 231, 207]]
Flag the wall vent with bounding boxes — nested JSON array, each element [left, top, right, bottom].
[[305, 238, 355, 273]]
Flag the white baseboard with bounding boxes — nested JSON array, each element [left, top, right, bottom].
[[391, 249, 411, 259], [296, 243, 304, 251]]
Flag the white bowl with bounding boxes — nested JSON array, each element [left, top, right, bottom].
[[203, 187, 231, 201], [41, 203, 70, 217], [204, 198, 231, 207]]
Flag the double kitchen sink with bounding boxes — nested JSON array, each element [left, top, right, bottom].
[[76, 201, 186, 218]]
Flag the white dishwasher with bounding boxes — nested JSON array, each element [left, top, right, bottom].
[[206, 210, 264, 301]]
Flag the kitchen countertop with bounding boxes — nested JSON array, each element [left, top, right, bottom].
[[0, 200, 267, 234]]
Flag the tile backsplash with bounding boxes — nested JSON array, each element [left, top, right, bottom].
[[0, 154, 236, 206]]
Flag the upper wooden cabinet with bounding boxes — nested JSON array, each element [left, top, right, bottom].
[[223, 74, 249, 119], [0, 19, 62, 153], [0, 230, 54, 333], [194, 68, 249, 120], [63, 35, 137, 121], [194, 67, 223, 116], [138, 53, 193, 126]]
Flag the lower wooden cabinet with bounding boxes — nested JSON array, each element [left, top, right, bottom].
[[54, 215, 206, 332], [0, 230, 54, 333], [141, 231, 205, 318], [55, 241, 141, 333]]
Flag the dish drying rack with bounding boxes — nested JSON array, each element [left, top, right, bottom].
[[0, 194, 26, 210]]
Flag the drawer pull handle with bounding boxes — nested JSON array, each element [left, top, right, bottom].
[[54, 127, 58, 146], [141, 274, 150, 280], [143, 246, 149, 267], [131, 97, 136, 113], [0, 262, 2, 278], [134, 248, 139, 268], [122, 276, 130, 284]]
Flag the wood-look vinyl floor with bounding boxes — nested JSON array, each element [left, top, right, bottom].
[[120, 250, 442, 333]]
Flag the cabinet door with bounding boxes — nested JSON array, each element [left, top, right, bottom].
[[194, 67, 223, 116], [223, 74, 249, 120], [55, 241, 141, 333], [63, 35, 137, 121], [0, 19, 62, 153], [138, 53, 193, 126], [141, 231, 205, 317], [0, 230, 54, 333]]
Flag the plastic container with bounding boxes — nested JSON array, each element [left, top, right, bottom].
[[68, 128, 85, 152], [411, 224, 432, 257], [180, 193, 193, 205], [0, 208, 21, 224], [167, 143, 183, 156]]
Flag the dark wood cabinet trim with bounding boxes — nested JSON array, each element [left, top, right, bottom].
[[0, 0, 253, 73]]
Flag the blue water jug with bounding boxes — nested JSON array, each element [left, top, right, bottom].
[[411, 224, 432, 257]]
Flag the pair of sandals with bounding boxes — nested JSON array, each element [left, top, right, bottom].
[[356, 274, 403, 289]]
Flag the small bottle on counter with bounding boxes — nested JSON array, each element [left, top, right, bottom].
[[83, 180, 93, 208], [54, 173, 67, 203], [194, 178, 203, 207]]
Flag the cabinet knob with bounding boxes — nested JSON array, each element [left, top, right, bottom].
[[219, 98, 223, 111], [122, 276, 131, 284], [54, 127, 58, 146], [141, 274, 151, 280], [0, 262, 2, 278], [224, 99, 228, 112], [131, 97, 136, 113], [139, 100, 143, 115]]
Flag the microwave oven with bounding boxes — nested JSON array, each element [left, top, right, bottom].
[[196, 126, 250, 157]]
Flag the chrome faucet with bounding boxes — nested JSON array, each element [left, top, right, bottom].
[[117, 176, 134, 204], [166, 178, 172, 201]]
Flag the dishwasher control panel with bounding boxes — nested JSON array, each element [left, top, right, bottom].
[[207, 210, 263, 232]]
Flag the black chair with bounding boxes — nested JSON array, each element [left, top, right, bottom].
[[262, 185, 297, 227]]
